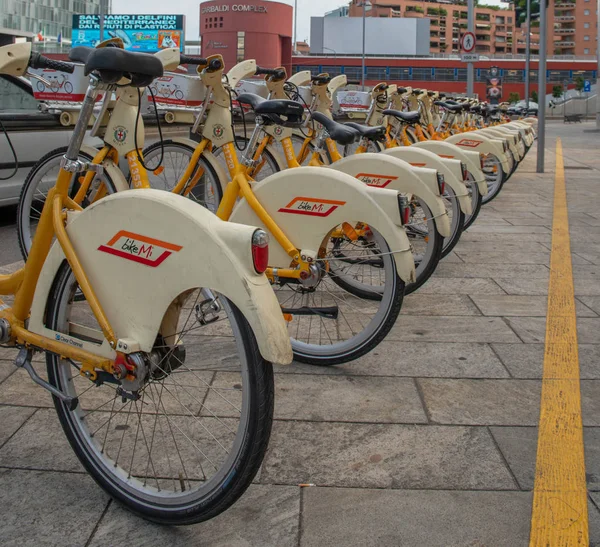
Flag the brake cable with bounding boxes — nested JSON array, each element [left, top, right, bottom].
[[0, 118, 19, 181], [284, 81, 315, 139], [224, 74, 248, 152], [135, 85, 164, 171]]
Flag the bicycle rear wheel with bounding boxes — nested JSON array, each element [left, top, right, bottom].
[[278, 227, 404, 365], [17, 147, 118, 260], [440, 184, 465, 258], [46, 261, 274, 525], [462, 174, 483, 231]]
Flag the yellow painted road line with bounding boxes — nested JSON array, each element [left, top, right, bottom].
[[530, 138, 588, 546]]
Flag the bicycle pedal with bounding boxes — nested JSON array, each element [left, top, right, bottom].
[[15, 348, 79, 411]]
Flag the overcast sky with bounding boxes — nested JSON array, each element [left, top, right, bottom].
[[113, 0, 507, 44]]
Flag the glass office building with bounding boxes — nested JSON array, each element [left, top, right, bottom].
[[0, 0, 111, 42]]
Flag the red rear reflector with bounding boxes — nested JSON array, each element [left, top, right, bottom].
[[460, 162, 469, 181], [398, 195, 410, 225], [436, 173, 445, 195], [252, 229, 269, 274]]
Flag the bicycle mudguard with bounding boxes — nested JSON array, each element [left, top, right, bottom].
[[328, 153, 451, 237], [229, 167, 416, 284], [79, 145, 132, 193], [27, 190, 293, 366], [411, 141, 488, 197], [477, 128, 522, 161], [445, 133, 510, 175], [381, 147, 472, 216], [504, 122, 534, 147]]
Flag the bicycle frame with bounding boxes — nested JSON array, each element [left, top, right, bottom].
[[0, 43, 294, 374]]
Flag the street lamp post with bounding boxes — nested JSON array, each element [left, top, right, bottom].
[[536, 0, 547, 173], [293, 0, 298, 54], [359, 0, 371, 91], [525, 0, 531, 111]]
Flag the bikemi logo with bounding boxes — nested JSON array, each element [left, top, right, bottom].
[[98, 230, 183, 267], [55, 333, 83, 348], [355, 173, 398, 188], [278, 197, 346, 217], [455, 138, 482, 148]]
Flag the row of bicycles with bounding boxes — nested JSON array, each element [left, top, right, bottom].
[[0, 39, 536, 525]]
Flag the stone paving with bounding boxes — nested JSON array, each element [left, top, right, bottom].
[[0, 122, 599, 546]]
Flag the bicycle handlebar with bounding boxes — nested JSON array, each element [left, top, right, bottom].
[[346, 80, 361, 85], [311, 74, 331, 84], [29, 52, 75, 74], [205, 58, 223, 71], [255, 66, 286, 79], [180, 54, 208, 66]]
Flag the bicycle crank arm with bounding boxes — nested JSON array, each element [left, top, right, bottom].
[[281, 306, 339, 319], [15, 348, 79, 411]]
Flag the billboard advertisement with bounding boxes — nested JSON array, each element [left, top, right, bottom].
[[72, 14, 185, 52]]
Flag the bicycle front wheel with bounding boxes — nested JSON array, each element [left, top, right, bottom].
[[440, 184, 465, 258], [17, 147, 118, 260], [46, 261, 274, 525], [142, 140, 223, 212], [462, 173, 483, 231]]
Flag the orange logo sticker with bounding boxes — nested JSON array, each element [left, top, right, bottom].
[[278, 197, 346, 217], [98, 230, 183, 267], [355, 173, 398, 188], [455, 139, 482, 148], [409, 163, 427, 168]]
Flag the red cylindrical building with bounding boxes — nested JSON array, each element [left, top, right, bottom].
[[200, 0, 292, 74]]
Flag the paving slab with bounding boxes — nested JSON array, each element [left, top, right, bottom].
[[492, 277, 550, 296], [490, 426, 600, 491], [260, 421, 516, 490], [301, 488, 532, 547], [278, 342, 509, 379], [419, 379, 541, 426], [88, 485, 300, 547], [0, 408, 83, 472], [491, 343, 600, 379], [386, 316, 521, 343], [205, 373, 428, 424], [0, 469, 109, 547], [0, 406, 36, 448], [434, 263, 550, 279], [411, 277, 506, 295], [400, 293, 481, 315], [454, 251, 554, 265], [506, 316, 600, 344], [472, 294, 597, 317]]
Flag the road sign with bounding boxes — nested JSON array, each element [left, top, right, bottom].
[[584, 80, 591, 93], [461, 53, 480, 63], [460, 32, 476, 53]]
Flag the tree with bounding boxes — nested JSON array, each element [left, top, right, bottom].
[[575, 76, 585, 93], [531, 90, 538, 103], [552, 85, 563, 99], [508, 92, 521, 103]]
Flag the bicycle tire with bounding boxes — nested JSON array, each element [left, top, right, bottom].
[[46, 261, 274, 525], [17, 147, 118, 261], [141, 140, 224, 212], [462, 174, 483, 231], [480, 153, 506, 205], [440, 184, 465, 258]]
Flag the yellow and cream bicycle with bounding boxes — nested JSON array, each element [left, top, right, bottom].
[[18, 48, 416, 366], [0, 41, 295, 525]]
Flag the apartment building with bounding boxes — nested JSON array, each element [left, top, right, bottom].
[[346, 0, 597, 57], [348, 0, 517, 55]]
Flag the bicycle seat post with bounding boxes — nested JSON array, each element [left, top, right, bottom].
[[62, 75, 104, 168]]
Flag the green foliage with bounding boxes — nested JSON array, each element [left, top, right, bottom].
[[508, 92, 521, 103], [552, 85, 563, 99], [575, 76, 584, 92], [531, 90, 538, 103]]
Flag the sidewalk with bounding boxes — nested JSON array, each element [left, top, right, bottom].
[[1, 122, 599, 546]]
